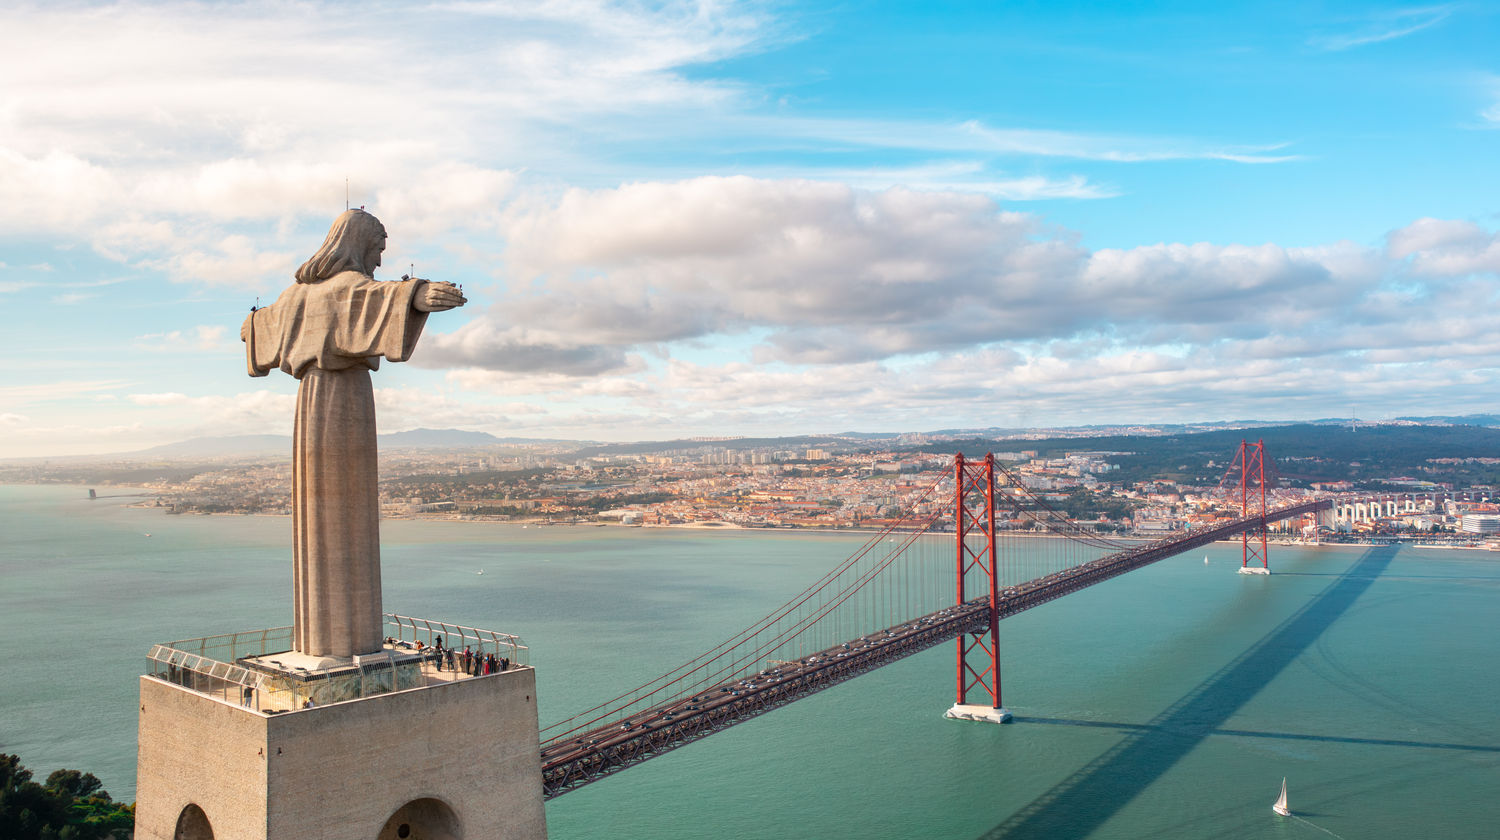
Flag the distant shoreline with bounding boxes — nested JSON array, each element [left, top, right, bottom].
[[136, 508, 1500, 552], [17, 482, 1498, 552]]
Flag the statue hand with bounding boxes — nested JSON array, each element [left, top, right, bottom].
[[414, 281, 467, 313]]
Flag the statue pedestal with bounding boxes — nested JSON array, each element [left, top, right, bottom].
[[135, 664, 547, 840]]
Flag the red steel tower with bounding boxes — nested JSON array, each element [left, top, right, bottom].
[[1229, 439, 1270, 572], [947, 453, 1009, 722]]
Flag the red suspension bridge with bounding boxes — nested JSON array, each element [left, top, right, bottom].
[[539, 443, 1330, 798]]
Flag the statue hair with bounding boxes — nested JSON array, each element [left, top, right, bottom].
[[294, 209, 386, 283]]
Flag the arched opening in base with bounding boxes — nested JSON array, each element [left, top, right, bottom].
[[377, 797, 461, 840], [175, 803, 215, 840]]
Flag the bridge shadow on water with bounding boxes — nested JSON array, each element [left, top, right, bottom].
[[975, 545, 1399, 840], [1018, 717, 1500, 754]]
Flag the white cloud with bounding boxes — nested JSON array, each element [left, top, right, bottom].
[[400, 178, 1500, 438], [0, 0, 1304, 296], [135, 325, 232, 354], [0, 380, 130, 405], [126, 389, 296, 436], [423, 177, 1453, 374], [1309, 5, 1456, 51], [1387, 217, 1500, 276]]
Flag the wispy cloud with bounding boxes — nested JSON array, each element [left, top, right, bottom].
[[0, 380, 131, 404], [134, 326, 232, 354], [1309, 5, 1456, 51], [1480, 74, 1500, 126], [0, 0, 1300, 283]]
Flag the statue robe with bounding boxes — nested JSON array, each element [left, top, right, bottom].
[[242, 271, 429, 657]]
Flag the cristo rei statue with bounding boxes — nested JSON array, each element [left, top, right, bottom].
[[241, 209, 466, 659]]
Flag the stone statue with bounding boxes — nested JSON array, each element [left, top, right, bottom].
[[241, 209, 466, 658]]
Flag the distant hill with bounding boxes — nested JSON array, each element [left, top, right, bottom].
[[1391, 414, 1500, 427], [107, 429, 567, 460], [133, 435, 289, 459], [380, 428, 505, 448], [572, 434, 860, 457], [6, 415, 1497, 465]]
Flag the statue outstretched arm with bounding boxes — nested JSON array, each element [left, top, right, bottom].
[[241, 306, 275, 377], [413, 280, 467, 313]]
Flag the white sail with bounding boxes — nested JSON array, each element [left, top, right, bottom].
[[1273, 777, 1290, 816]]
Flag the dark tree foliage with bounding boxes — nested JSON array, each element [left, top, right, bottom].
[[0, 755, 133, 840], [915, 424, 1500, 489], [382, 466, 553, 487]]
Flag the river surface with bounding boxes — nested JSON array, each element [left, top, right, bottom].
[[2, 484, 1498, 839]]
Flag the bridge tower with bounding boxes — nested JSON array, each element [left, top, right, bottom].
[[944, 453, 1011, 724], [1230, 439, 1272, 575]]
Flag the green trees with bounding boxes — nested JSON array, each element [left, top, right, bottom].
[[0, 755, 133, 840]]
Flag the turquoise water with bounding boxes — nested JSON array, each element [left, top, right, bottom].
[[2, 484, 1498, 839]]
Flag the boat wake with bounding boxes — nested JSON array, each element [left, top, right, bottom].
[[1287, 813, 1347, 839]]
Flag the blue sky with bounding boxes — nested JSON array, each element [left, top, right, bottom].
[[1, 1, 1498, 457]]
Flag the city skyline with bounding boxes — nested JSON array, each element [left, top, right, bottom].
[[3, 1, 1499, 458]]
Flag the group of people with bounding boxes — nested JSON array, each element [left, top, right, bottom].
[[393, 634, 512, 677]]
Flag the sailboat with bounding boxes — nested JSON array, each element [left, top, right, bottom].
[[1203, 555, 1209, 564], [1272, 777, 1291, 816]]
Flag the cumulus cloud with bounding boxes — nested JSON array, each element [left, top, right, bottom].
[[1387, 217, 1500, 276], [0, 0, 772, 287], [0, 0, 1304, 296], [406, 178, 1500, 436], [424, 177, 1466, 374], [423, 177, 1074, 369]]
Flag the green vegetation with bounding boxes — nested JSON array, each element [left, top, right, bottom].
[[384, 467, 553, 487], [1047, 488, 1140, 521], [575, 492, 675, 512], [923, 424, 1500, 490], [0, 755, 133, 840]]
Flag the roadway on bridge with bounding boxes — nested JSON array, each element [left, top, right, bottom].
[[539, 499, 1331, 798]]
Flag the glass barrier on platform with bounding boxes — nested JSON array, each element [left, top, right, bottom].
[[145, 614, 529, 713]]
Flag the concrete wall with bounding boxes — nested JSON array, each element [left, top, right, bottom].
[[137, 677, 271, 839], [136, 669, 547, 840]]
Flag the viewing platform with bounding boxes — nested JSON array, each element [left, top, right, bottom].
[[145, 613, 529, 713]]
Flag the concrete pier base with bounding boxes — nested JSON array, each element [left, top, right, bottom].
[[136, 666, 547, 840], [1237, 566, 1272, 576], [944, 703, 1012, 724]]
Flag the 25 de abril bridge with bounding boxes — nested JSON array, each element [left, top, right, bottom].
[[538, 441, 1331, 798]]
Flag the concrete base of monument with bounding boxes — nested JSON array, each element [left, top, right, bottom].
[[135, 665, 548, 840], [1237, 566, 1272, 575], [945, 703, 1012, 724]]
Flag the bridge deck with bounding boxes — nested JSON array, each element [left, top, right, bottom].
[[539, 499, 1330, 798]]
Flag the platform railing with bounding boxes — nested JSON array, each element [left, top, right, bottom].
[[383, 613, 529, 667], [144, 614, 529, 712]]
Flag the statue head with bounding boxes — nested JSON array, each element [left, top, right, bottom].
[[294, 209, 388, 283]]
